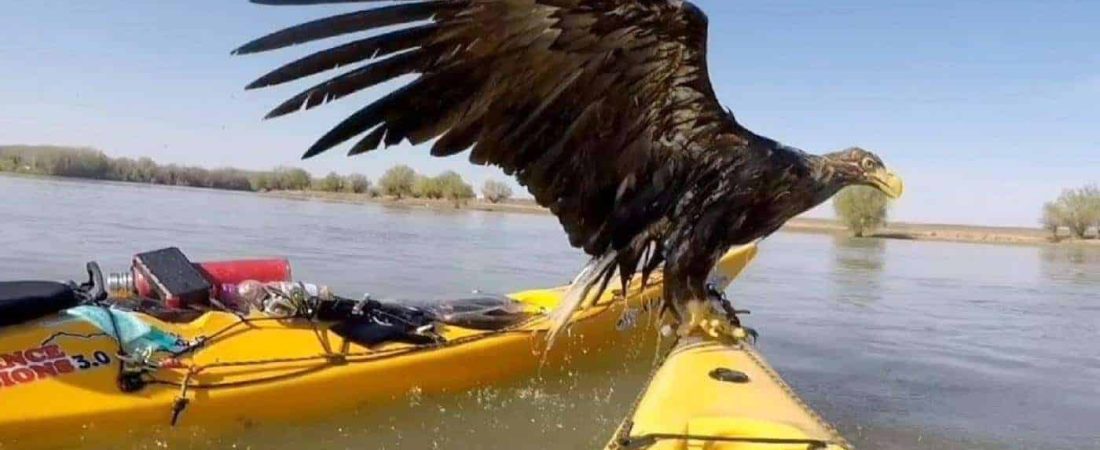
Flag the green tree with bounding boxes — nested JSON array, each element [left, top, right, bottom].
[[833, 186, 890, 237], [413, 175, 443, 199], [436, 171, 475, 208], [0, 153, 22, 172], [481, 179, 513, 203], [288, 168, 313, 190], [207, 168, 252, 191], [152, 164, 177, 185], [1040, 201, 1065, 240], [379, 165, 417, 199], [109, 157, 136, 181], [346, 174, 370, 194], [135, 157, 158, 182], [47, 149, 111, 179], [176, 166, 209, 187], [317, 172, 345, 192], [269, 167, 312, 191], [251, 172, 272, 191], [1054, 185, 1100, 239]]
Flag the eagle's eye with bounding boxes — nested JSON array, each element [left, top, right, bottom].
[[861, 158, 876, 170]]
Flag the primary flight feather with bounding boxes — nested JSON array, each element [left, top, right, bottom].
[[237, 0, 903, 341]]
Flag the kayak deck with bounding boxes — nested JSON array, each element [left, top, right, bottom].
[[0, 287, 635, 449], [607, 339, 850, 450], [0, 245, 759, 449]]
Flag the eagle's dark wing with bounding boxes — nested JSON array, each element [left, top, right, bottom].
[[238, 0, 756, 337]]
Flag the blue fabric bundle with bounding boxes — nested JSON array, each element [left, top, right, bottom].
[[66, 306, 188, 355]]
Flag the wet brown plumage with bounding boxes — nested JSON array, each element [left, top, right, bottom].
[[237, 0, 903, 340]]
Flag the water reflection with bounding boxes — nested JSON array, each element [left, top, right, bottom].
[[1039, 245, 1100, 285], [829, 236, 886, 306]]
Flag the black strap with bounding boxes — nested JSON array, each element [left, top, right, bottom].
[[617, 433, 829, 449]]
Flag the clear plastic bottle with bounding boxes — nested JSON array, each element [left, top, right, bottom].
[[224, 281, 333, 317]]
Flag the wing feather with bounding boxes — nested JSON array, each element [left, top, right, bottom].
[[263, 49, 435, 119], [245, 24, 439, 89], [233, 2, 450, 55]]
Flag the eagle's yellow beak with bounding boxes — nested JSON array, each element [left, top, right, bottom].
[[869, 168, 904, 199]]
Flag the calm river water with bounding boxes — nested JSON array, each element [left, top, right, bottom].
[[2, 175, 1097, 450]]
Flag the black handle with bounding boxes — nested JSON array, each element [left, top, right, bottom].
[[85, 261, 107, 302]]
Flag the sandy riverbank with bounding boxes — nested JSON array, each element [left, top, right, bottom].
[[262, 190, 1099, 248], [783, 217, 1100, 247]]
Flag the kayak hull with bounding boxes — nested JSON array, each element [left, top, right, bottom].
[[0, 245, 758, 449]]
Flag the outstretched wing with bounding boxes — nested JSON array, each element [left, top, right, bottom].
[[239, 0, 756, 336]]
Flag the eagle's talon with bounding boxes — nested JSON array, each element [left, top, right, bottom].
[[676, 298, 743, 341]]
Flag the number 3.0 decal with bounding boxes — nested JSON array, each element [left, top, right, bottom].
[[71, 351, 112, 370]]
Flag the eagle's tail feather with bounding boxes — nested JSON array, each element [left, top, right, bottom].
[[545, 250, 619, 351]]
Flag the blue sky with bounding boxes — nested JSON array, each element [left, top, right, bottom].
[[2, 0, 1096, 227]]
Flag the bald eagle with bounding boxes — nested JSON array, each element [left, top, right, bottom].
[[236, 0, 903, 341]]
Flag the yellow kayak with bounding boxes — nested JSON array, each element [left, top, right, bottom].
[[605, 339, 850, 450], [0, 245, 756, 450]]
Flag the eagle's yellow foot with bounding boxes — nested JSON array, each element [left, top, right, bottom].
[[676, 298, 746, 341]]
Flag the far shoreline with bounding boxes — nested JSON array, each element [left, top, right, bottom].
[[261, 189, 1099, 249]]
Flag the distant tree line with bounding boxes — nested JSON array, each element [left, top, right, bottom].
[[1041, 184, 1100, 240], [0, 145, 373, 195], [0, 145, 258, 191], [312, 172, 372, 194], [376, 165, 494, 207], [1, 146, 513, 207]]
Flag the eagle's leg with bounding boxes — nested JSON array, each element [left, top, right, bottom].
[[674, 285, 748, 341], [708, 284, 741, 324], [708, 284, 758, 342]]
